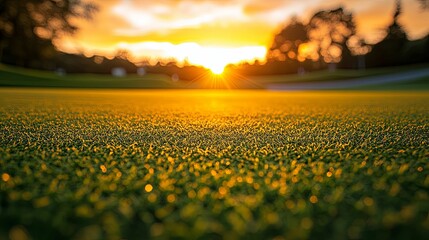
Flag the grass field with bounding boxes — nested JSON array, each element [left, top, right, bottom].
[[351, 77, 429, 90], [1, 63, 429, 89], [1, 88, 429, 240]]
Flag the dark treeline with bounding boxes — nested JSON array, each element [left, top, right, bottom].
[[146, 63, 208, 80], [0, 0, 139, 74], [0, 0, 428, 78], [1, 0, 88, 68], [233, 0, 429, 75], [54, 53, 137, 74], [366, 0, 429, 67]]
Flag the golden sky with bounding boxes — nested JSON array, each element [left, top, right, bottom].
[[57, 0, 429, 69]]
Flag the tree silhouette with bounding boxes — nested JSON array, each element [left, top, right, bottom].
[[366, 0, 408, 67], [267, 17, 309, 62], [0, 0, 97, 68], [386, 0, 407, 41], [307, 8, 357, 64]]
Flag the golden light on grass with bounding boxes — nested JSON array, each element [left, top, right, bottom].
[[9, 226, 30, 240], [34, 196, 50, 208], [2, 173, 10, 182], [167, 194, 176, 203], [1, 89, 429, 238], [187, 190, 196, 199], [218, 186, 228, 195], [100, 165, 107, 173], [363, 197, 374, 207], [145, 184, 153, 193]]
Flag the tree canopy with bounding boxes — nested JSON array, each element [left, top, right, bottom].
[[0, 0, 97, 68], [267, 7, 360, 71], [267, 18, 308, 62], [366, 0, 409, 67], [307, 8, 356, 64]]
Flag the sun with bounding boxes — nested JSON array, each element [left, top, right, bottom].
[[155, 43, 266, 75], [187, 47, 229, 75], [208, 63, 226, 75]]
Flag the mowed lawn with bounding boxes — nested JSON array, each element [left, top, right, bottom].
[[1, 88, 428, 240]]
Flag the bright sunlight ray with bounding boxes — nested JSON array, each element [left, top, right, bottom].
[[116, 42, 266, 72]]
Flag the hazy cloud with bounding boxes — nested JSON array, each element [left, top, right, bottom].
[[58, 0, 429, 58], [104, 0, 428, 39]]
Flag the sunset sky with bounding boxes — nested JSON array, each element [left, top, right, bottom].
[[57, 0, 429, 69]]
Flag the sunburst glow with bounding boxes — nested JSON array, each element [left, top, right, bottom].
[[209, 65, 225, 75], [56, 0, 429, 68], [115, 42, 266, 72]]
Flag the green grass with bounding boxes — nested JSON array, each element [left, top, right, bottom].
[[0, 64, 180, 89], [2, 63, 429, 89], [247, 63, 429, 85], [349, 76, 429, 90], [1, 89, 429, 240]]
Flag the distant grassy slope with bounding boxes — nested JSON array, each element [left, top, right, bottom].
[[349, 76, 429, 90], [1, 63, 429, 89], [0, 64, 180, 88], [248, 64, 429, 84]]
